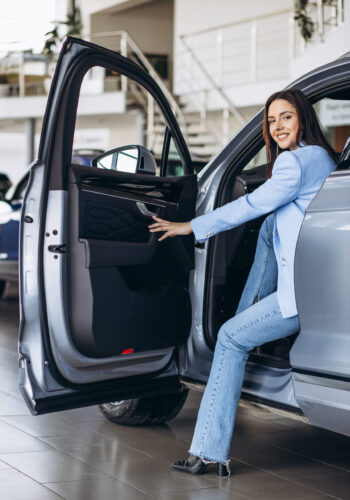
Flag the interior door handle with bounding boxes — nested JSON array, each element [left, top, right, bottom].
[[136, 201, 158, 218]]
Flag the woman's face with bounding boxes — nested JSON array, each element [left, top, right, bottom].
[[268, 99, 300, 151]]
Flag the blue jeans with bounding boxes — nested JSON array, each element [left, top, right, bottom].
[[188, 214, 300, 464]]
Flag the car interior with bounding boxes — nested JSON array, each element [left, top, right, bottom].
[[206, 91, 350, 369], [67, 164, 196, 358]]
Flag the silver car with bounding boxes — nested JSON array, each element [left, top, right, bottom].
[[19, 37, 350, 436]]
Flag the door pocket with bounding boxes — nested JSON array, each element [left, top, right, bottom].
[[82, 235, 158, 268]]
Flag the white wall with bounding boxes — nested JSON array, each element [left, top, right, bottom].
[[75, 112, 140, 150], [174, 0, 292, 37], [89, 0, 174, 56], [291, 2, 350, 80], [174, 0, 293, 107], [0, 133, 31, 187], [80, 0, 150, 16]]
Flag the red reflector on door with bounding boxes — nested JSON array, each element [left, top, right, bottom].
[[121, 348, 134, 354]]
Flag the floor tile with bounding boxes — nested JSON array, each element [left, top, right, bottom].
[[39, 429, 150, 463], [0, 468, 61, 499], [0, 390, 31, 416], [0, 286, 348, 499], [92, 454, 218, 494], [228, 436, 350, 498], [0, 420, 51, 453], [221, 461, 334, 499], [0, 449, 109, 483], [77, 419, 191, 462], [44, 477, 152, 499], [0, 369, 20, 395], [154, 487, 247, 500], [57, 405, 106, 423], [1, 413, 95, 438], [266, 430, 350, 471], [0, 459, 11, 470]]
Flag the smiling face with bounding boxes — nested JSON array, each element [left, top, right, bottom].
[[268, 99, 300, 151]]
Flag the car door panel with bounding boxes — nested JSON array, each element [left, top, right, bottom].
[[19, 37, 196, 414], [292, 170, 350, 435], [67, 165, 195, 359]]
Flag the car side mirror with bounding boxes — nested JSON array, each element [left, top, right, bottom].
[[0, 173, 12, 200], [92, 145, 157, 175]]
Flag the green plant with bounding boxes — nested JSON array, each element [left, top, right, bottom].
[[42, 1, 82, 56], [294, 0, 338, 43], [43, 26, 60, 56], [294, 0, 315, 42]]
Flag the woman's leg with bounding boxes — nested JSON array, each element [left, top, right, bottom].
[[188, 292, 299, 464], [236, 213, 277, 315]]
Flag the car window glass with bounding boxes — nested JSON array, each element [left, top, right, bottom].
[[314, 98, 350, 153], [72, 65, 167, 176], [165, 137, 185, 176], [243, 145, 267, 171]]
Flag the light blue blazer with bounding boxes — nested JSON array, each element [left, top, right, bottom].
[[191, 144, 336, 318]]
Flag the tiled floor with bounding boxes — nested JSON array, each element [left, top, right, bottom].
[[0, 284, 349, 499]]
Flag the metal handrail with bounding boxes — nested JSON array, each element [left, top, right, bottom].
[[178, 2, 342, 41], [179, 8, 294, 38], [179, 36, 246, 126], [78, 30, 188, 138]]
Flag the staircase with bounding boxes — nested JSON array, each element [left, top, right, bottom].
[[81, 30, 244, 162]]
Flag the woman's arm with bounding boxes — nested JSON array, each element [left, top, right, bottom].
[[149, 150, 301, 242], [191, 151, 302, 242]]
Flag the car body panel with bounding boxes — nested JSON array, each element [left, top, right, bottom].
[[19, 37, 196, 414], [291, 170, 350, 435]]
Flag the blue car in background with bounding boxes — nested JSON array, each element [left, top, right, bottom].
[[0, 149, 103, 298]]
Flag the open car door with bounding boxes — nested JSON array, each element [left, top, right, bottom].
[[291, 165, 350, 436], [18, 37, 197, 415]]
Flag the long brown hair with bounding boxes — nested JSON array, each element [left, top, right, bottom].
[[263, 88, 338, 178]]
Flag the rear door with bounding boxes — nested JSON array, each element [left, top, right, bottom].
[[292, 167, 350, 436], [19, 37, 197, 414]]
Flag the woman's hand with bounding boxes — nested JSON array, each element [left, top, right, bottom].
[[148, 216, 192, 241]]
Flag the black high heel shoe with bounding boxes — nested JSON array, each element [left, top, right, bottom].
[[172, 454, 230, 477]]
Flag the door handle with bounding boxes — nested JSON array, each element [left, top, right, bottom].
[[136, 201, 158, 218]]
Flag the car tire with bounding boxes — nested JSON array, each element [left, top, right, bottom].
[[0, 280, 6, 299], [99, 390, 189, 426]]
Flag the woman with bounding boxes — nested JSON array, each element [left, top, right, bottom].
[[149, 89, 338, 477]]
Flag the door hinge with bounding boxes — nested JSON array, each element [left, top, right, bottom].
[[48, 244, 67, 254]]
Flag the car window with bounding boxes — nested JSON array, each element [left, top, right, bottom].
[[314, 98, 350, 153], [164, 137, 185, 177], [73, 65, 167, 176], [244, 145, 267, 171], [71, 149, 103, 166]]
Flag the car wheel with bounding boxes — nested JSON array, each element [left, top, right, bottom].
[[99, 390, 189, 426], [0, 280, 6, 299]]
